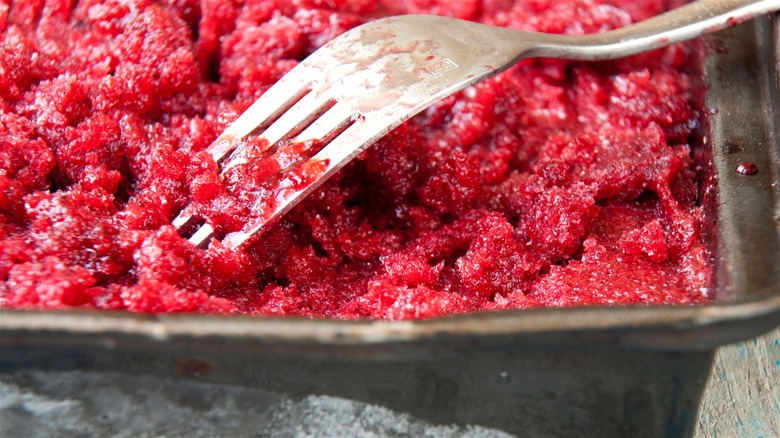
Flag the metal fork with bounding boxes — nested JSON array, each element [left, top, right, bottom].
[[174, 0, 779, 250]]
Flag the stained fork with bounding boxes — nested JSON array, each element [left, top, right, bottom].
[[173, 0, 779, 250]]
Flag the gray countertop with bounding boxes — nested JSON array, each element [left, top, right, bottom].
[[1, 370, 511, 437]]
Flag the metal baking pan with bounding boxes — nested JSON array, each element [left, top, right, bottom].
[[2, 14, 779, 438]]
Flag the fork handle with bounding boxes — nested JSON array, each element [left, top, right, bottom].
[[527, 0, 779, 60]]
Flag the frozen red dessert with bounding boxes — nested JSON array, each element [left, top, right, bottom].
[[0, 0, 712, 319]]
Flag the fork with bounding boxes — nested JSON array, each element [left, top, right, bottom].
[[173, 0, 779, 250]]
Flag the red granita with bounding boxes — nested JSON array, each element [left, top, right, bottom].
[[0, 0, 712, 319]]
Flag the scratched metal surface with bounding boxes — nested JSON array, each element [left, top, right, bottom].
[[696, 12, 780, 437]]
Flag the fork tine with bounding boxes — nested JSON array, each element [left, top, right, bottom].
[[292, 102, 361, 148], [253, 89, 335, 147], [175, 64, 337, 245], [206, 66, 319, 164], [264, 103, 360, 171], [188, 223, 215, 249], [221, 117, 388, 250], [220, 91, 337, 173], [172, 209, 195, 231]]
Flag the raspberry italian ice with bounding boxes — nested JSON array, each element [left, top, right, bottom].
[[0, 0, 712, 319]]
